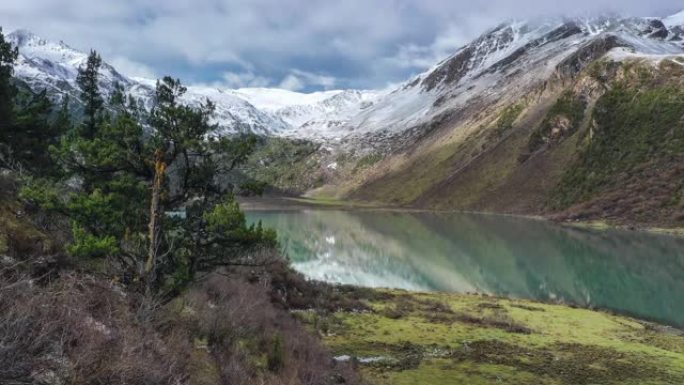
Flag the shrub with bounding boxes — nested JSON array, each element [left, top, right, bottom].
[[551, 84, 684, 210], [0, 274, 190, 385], [528, 91, 586, 153], [495, 103, 524, 135], [267, 334, 285, 372]]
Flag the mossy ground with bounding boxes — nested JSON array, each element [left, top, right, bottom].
[[298, 290, 684, 384]]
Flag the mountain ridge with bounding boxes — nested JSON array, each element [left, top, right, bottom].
[[6, 12, 684, 227], [6, 28, 379, 138], [8, 11, 684, 144]]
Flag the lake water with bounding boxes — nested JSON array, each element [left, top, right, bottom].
[[246, 209, 684, 328]]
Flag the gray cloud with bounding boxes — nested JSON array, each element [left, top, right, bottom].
[[1, 0, 682, 90]]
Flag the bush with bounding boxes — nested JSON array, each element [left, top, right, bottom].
[[528, 91, 586, 153], [495, 104, 524, 135], [178, 272, 363, 385], [353, 153, 383, 171], [551, 84, 684, 211], [267, 334, 285, 372], [0, 274, 190, 385], [0, 270, 364, 385]]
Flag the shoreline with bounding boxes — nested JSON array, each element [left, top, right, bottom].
[[239, 196, 684, 238]]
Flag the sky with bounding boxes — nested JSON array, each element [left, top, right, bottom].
[[0, 0, 682, 92]]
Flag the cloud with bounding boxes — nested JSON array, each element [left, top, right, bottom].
[[278, 70, 336, 91], [382, 14, 500, 71], [218, 71, 272, 88], [278, 74, 304, 91], [109, 56, 157, 79], [1, 0, 682, 91]]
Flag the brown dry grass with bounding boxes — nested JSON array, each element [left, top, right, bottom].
[[0, 267, 364, 385]]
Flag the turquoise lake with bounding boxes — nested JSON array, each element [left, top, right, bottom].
[[247, 209, 684, 327]]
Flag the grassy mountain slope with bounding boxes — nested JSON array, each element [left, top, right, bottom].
[[343, 58, 684, 228]]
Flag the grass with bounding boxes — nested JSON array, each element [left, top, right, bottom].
[[348, 139, 467, 205], [528, 91, 586, 153], [553, 84, 683, 207], [494, 104, 525, 136], [549, 64, 684, 226], [353, 153, 384, 172], [241, 136, 324, 193], [287, 196, 380, 209], [562, 220, 684, 237], [300, 290, 684, 385]]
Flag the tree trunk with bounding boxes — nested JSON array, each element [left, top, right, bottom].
[[145, 150, 166, 289]]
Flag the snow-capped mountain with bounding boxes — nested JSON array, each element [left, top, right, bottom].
[[6, 11, 684, 144], [664, 10, 684, 28], [6, 29, 378, 138], [331, 13, 684, 146], [233, 88, 380, 138], [9, 29, 134, 99]]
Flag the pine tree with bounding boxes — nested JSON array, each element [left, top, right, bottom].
[[0, 29, 64, 173], [76, 50, 103, 139], [53, 96, 73, 136], [12, 89, 62, 172], [0, 27, 18, 144], [32, 73, 274, 297]]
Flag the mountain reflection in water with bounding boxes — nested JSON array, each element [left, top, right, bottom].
[[247, 209, 684, 327]]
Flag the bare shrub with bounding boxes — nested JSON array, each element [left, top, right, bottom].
[[179, 273, 362, 385], [0, 274, 191, 385], [0, 256, 365, 385]]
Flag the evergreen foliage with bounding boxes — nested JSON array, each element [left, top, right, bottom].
[[76, 50, 103, 139], [551, 84, 684, 209], [0, 27, 17, 128], [528, 91, 586, 152], [0, 29, 65, 174], [0, 27, 277, 297]]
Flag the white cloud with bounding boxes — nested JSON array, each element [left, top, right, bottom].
[[291, 69, 336, 89], [219, 71, 272, 88], [1, 0, 682, 90], [109, 56, 157, 79], [382, 14, 501, 72], [278, 70, 337, 91], [278, 74, 304, 91]]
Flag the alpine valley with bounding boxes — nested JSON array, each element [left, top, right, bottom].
[[8, 10, 684, 228]]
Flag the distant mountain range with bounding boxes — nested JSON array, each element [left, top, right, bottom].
[[7, 11, 684, 226], [7, 28, 379, 138], [7, 11, 684, 143]]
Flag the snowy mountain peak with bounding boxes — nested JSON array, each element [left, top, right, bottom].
[[8, 29, 44, 46], [420, 14, 684, 93], [7, 29, 379, 138], [663, 10, 684, 40], [664, 10, 684, 27], [8, 29, 85, 63], [7, 12, 684, 144]]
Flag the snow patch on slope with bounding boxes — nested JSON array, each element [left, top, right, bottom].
[[233, 88, 344, 111], [664, 10, 684, 27]]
